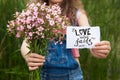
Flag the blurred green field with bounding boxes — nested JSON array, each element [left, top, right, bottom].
[[0, 0, 120, 80]]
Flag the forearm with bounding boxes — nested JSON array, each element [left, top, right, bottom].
[[71, 49, 80, 58], [71, 49, 80, 64], [20, 39, 45, 70], [20, 39, 30, 59]]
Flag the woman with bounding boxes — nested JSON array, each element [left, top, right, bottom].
[[21, 0, 111, 80]]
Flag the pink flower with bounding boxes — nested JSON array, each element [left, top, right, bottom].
[[60, 41, 63, 44], [36, 31, 40, 35], [26, 18, 31, 24], [10, 20, 15, 26], [57, 17, 62, 23], [8, 28, 12, 32], [41, 35, 45, 38], [19, 18, 26, 24], [7, 25, 10, 28], [46, 14, 51, 19], [62, 22, 66, 29], [16, 20, 21, 25], [33, 22, 39, 27], [21, 10, 26, 17], [46, 8, 52, 13], [15, 12, 19, 17], [33, 12, 38, 17], [7, 2, 70, 45], [52, 5, 56, 10], [36, 3, 41, 6], [16, 25, 24, 31], [20, 26, 24, 30], [37, 26, 44, 31], [27, 25, 32, 29], [37, 18, 44, 24], [41, 3, 46, 11], [16, 32, 21, 38], [54, 41, 58, 45], [29, 32, 33, 37], [49, 20, 55, 26], [7, 25, 12, 32], [31, 16, 36, 21], [33, 6, 38, 12], [26, 10, 31, 16], [52, 10, 57, 15], [29, 3, 35, 8]]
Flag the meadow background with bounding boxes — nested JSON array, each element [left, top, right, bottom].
[[0, 0, 120, 80]]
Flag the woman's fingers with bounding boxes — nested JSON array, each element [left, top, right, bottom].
[[29, 53, 45, 59], [90, 49, 107, 59], [90, 41, 111, 58], [95, 41, 110, 46], [26, 53, 45, 62], [93, 46, 110, 51], [26, 57, 45, 63], [95, 52, 107, 58], [92, 46, 110, 54], [24, 53, 45, 70], [93, 50, 109, 55], [93, 41, 111, 53], [29, 66, 39, 71], [27, 62, 44, 67]]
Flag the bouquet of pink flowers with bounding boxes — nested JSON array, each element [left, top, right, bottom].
[[7, 2, 69, 55]]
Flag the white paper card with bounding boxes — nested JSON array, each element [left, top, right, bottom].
[[66, 26, 100, 49]]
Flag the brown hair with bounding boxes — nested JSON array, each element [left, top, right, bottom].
[[31, 0, 86, 24]]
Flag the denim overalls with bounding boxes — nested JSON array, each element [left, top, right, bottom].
[[40, 10, 83, 80]]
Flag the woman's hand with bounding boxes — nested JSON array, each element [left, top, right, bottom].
[[24, 53, 45, 71], [90, 41, 111, 59]]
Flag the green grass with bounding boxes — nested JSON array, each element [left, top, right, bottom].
[[80, 0, 120, 80], [0, 0, 120, 80], [0, 0, 29, 80]]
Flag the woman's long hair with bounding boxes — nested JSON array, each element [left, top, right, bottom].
[[30, 0, 86, 24]]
